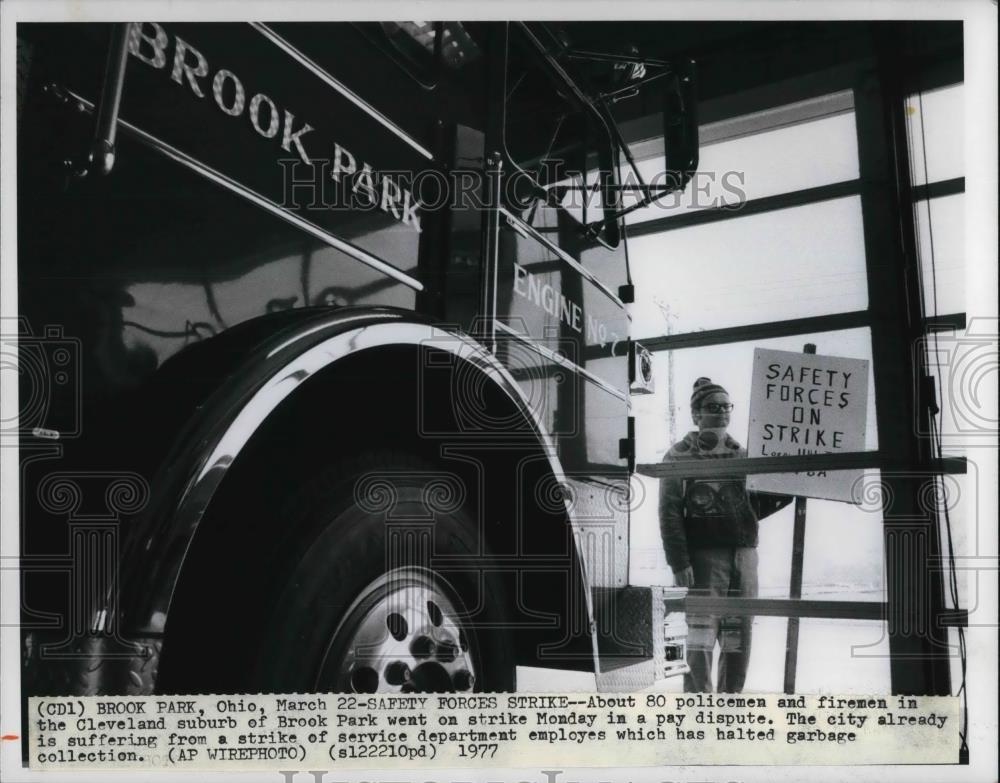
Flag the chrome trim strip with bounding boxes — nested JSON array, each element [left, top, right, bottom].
[[495, 321, 627, 402], [65, 90, 424, 293], [481, 155, 505, 354], [250, 22, 435, 161], [499, 208, 626, 310]]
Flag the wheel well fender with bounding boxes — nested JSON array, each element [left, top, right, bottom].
[[122, 314, 596, 681]]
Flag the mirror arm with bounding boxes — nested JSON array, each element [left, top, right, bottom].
[[583, 221, 619, 250], [599, 101, 649, 191], [595, 100, 671, 221], [598, 68, 672, 104]]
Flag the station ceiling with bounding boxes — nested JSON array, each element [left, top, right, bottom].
[[546, 20, 963, 122]]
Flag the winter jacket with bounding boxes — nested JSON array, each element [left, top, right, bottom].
[[658, 430, 789, 572]]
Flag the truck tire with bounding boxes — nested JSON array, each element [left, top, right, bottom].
[[248, 452, 517, 694]]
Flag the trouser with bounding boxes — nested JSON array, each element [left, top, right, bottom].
[[684, 546, 758, 693]]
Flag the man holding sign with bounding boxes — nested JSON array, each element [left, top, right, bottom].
[[659, 378, 789, 693]]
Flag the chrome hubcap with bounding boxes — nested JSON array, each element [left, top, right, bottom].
[[320, 569, 477, 693]]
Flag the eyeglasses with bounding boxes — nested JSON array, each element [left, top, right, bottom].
[[701, 402, 734, 413]]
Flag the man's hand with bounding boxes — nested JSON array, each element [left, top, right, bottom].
[[673, 566, 695, 587]]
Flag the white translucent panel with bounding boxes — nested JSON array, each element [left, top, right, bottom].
[[794, 619, 892, 693], [757, 503, 796, 598], [629, 197, 869, 336], [915, 193, 965, 316], [906, 82, 964, 186], [631, 328, 879, 466], [747, 617, 893, 694], [623, 112, 859, 224], [516, 667, 596, 691], [742, 617, 790, 693], [801, 484, 886, 602]]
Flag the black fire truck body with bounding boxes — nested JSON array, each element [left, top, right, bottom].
[[15, 21, 695, 697]]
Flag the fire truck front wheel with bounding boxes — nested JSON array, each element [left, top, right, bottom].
[[248, 453, 516, 694]]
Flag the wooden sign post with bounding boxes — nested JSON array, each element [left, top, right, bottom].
[[782, 343, 814, 694]]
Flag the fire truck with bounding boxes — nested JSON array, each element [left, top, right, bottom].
[[14, 21, 697, 697]]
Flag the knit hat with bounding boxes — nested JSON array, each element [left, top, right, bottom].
[[690, 377, 728, 409]]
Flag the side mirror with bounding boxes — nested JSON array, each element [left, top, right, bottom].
[[662, 59, 699, 194], [593, 55, 700, 221]]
